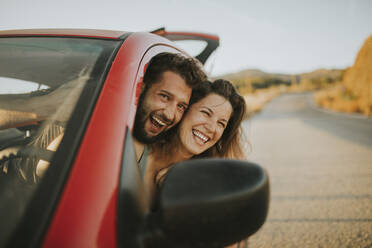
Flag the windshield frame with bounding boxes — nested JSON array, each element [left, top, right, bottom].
[[1, 35, 126, 247]]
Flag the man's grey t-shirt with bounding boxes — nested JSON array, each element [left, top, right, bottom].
[[138, 145, 148, 180]]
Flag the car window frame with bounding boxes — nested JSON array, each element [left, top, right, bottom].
[[5, 35, 126, 247], [117, 45, 185, 247]]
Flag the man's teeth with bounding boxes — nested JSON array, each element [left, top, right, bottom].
[[152, 116, 166, 126], [193, 130, 209, 143]]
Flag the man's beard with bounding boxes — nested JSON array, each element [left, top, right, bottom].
[[133, 91, 168, 144]]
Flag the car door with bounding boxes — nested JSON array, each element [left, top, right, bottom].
[[0, 35, 123, 247], [41, 33, 190, 248]]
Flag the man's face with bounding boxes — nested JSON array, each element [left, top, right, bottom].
[[133, 71, 192, 144]]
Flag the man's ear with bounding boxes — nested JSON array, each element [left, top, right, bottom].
[[135, 62, 150, 106], [135, 77, 144, 106]]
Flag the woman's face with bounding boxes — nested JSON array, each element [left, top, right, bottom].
[[178, 93, 233, 157]]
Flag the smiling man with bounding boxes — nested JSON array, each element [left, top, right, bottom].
[[132, 53, 206, 165]]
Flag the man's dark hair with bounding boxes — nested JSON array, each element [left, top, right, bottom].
[[143, 52, 206, 90], [133, 53, 206, 144]]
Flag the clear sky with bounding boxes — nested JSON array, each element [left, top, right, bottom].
[[0, 0, 371, 76]]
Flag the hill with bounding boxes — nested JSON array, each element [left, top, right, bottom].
[[217, 68, 343, 95], [314, 34, 372, 116], [214, 68, 343, 117]]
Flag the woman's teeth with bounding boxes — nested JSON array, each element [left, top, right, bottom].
[[192, 130, 209, 143]]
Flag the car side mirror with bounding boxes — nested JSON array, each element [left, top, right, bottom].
[[145, 158, 270, 247]]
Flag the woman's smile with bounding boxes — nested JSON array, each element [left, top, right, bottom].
[[192, 129, 210, 144]]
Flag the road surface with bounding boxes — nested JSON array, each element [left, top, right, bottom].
[[244, 92, 372, 247]]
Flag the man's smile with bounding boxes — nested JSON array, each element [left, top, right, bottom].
[[150, 114, 168, 127], [146, 113, 173, 135]]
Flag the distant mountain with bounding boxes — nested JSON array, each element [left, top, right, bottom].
[[299, 68, 345, 81], [219, 69, 291, 81], [216, 68, 344, 95]]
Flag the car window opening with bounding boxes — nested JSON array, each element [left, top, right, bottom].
[[0, 37, 116, 245]]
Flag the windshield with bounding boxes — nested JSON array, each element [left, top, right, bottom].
[[0, 37, 118, 244]]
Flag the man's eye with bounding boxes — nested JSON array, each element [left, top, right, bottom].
[[178, 104, 186, 111], [160, 94, 169, 100]]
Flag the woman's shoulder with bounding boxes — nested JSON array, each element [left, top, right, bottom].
[[155, 167, 171, 187]]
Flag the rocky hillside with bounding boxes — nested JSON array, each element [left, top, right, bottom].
[[343, 35, 372, 113], [314, 35, 372, 116]]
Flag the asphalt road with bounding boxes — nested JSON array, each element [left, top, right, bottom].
[[244, 92, 372, 248]]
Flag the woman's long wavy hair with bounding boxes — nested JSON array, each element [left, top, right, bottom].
[[153, 79, 247, 160]]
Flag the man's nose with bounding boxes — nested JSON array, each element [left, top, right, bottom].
[[163, 104, 177, 122]]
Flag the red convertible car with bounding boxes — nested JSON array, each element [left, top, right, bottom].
[[0, 28, 269, 247]]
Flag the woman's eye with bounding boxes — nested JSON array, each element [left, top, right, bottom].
[[201, 110, 210, 116], [218, 122, 226, 128]]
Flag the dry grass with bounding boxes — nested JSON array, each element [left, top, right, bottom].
[[314, 34, 372, 117], [286, 81, 317, 93], [243, 81, 319, 118], [313, 83, 372, 116], [244, 87, 282, 117]]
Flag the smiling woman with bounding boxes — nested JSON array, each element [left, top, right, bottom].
[[142, 79, 247, 207], [179, 79, 247, 159]]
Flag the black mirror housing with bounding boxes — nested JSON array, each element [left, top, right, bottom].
[[157, 158, 270, 247]]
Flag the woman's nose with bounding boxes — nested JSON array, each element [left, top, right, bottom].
[[204, 119, 216, 133]]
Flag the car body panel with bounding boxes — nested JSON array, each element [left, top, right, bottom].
[[42, 32, 183, 248], [152, 28, 219, 64], [152, 28, 219, 42], [0, 29, 127, 39], [0, 36, 123, 247]]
